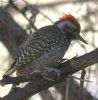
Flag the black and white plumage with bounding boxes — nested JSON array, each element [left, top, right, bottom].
[[4, 14, 87, 76]]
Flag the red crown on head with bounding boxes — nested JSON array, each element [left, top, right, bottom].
[[55, 13, 79, 25]]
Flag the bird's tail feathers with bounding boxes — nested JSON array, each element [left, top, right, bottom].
[[3, 63, 16, 77]]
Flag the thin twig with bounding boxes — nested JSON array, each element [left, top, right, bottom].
[[72, 76, 93, 83], [23, 0, 54, 23], [65, 76, 70, 100], [79, 69, 86, 100]]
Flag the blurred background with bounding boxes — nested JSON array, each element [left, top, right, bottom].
[[0, 0, 98, 100]]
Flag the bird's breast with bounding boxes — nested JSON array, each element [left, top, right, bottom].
[[29, 37, 70, 71]]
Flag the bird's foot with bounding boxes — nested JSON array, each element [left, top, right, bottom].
[[42, 68, 60, 81]]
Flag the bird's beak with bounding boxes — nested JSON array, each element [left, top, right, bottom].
[[76, 34, 87, 44]]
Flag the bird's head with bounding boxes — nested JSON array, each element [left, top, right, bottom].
[[55, 14, 87, 44]]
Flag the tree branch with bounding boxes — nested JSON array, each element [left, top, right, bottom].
[[1, 49, 98, 100]]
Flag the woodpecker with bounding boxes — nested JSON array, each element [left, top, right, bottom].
[[3, 14, 87, 77]]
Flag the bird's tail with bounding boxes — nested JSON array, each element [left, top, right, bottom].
[[3, 63, 16, 77]]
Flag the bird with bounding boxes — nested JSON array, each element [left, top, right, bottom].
[[3, 14, 87, 78]]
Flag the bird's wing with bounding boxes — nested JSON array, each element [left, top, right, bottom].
[[3, 25, 62, 76]]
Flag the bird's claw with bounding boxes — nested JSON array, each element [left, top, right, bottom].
[[42, 68, 60, 81]]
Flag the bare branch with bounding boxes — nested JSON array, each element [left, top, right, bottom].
[[0, 49, 98, 100]]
